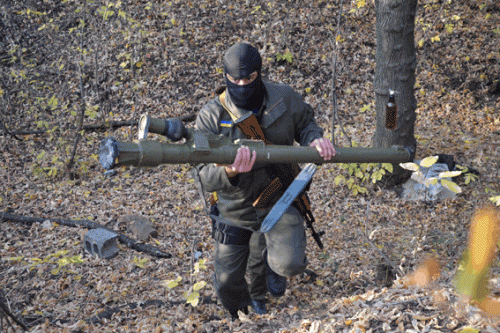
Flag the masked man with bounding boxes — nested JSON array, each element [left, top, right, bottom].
[[195, 43, 335, 319]]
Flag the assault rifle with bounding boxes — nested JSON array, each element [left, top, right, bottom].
[[99, 115, 413, 248]]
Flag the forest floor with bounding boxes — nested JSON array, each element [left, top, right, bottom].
[[1, 0, 499, 332]]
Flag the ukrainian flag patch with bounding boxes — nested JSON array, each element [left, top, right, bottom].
[[220, 120, 232, 127]]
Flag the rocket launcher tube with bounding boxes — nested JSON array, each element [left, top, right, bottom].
[[99, 131, 413, 170], [137, 115, 187, 141]]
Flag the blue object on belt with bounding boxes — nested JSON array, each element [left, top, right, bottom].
[[259, 163, 317, 233]]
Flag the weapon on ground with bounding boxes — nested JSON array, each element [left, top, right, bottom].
[[99, 116, 413, 170]]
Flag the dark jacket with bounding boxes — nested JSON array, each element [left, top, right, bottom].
[[195, 80, 323, 229]]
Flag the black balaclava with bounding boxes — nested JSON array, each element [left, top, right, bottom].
[[223, 43, 264, 112]]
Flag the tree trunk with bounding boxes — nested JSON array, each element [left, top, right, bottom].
[[373, 0, 418, 185]]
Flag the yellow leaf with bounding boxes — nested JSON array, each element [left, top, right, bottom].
[[424, 177, 439, 187], [440, 179, 462, 194], [489, 195, 500, 206], [133, 256, 148, 268], [166, 280, 179, 289], [439, 171, 462, 178], [359, 104, 370, 113], [382, 163, 393, 173], [469, 205, 500, 272], [460, 328, 480, 333], [193, 281, 207, 291], [419, 156, 438, 168], [5, 255, 24, 262], [184, 291, 200, 307], [400, 162, 419, 172], [163, 276, 182, 289]]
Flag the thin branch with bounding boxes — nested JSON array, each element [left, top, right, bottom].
[[0, 121, 21, 141], [0, 82, 21, 141], [3, 113, 197, 136], [0, 298, 28, 332], [66, 20, 86, 172], [357, 202, 403, 277], [356, 228, 402, 276], [329, 2, 352, 148], [83, 120, 138, 131], [296, 23, 310, 61]]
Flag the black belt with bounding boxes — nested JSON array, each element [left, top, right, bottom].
[[210, 208, 253, 245]]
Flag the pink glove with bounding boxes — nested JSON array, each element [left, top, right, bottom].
[[310, 138, 336, 161], [215, 145, 257, 177]]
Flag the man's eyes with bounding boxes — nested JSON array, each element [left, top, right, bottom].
[[228, 73, 256, 81]]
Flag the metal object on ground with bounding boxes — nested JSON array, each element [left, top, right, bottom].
[[260, 163, 317, 233], [84, 228, 119, 259], [118, 215, 158, 242]]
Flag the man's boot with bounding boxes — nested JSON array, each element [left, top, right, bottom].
[[251, 299, 268, 315], [264, 251, 287, 297]]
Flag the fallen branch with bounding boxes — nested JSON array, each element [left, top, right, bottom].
[[87, 299, 180, 324], [82, 113, 197, 132], [4, 113, 197, 136], [87, 297, 216, 324], [83, 120, 138, 131], [0, 121, 22, 141], [0, 297, 28, 332], [0, 212, 171, 258]]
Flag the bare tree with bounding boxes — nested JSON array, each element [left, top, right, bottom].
[[372, 0, 418, 185]]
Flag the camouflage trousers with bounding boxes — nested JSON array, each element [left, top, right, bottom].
[[213, 206, 307, 313]]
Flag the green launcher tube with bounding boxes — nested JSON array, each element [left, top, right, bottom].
[[99, 132, 412, 170]]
